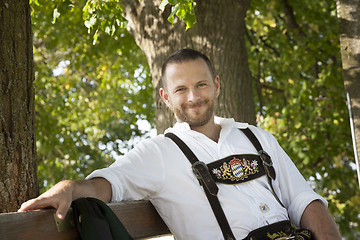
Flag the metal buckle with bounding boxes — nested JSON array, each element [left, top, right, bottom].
[[192, 161, 219, 196], [258, 149, 273, 167], [192, 161, 207, 180]]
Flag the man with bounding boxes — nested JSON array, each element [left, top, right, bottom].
[[19, 49, 341, 239]]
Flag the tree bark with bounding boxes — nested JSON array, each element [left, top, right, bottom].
[[337, 0, 360, 187], [0, 0, 38, 212], [122, 0, 255, 134]]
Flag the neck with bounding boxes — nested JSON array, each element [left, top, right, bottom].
[[191, 119, 221, 143]]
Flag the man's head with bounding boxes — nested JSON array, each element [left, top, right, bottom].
[[161, 49, 216, 90], [159, 49, 220, 128]]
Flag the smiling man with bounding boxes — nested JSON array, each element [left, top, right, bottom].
[[160, 55, 220, 141], [19, 49, 341, 240]]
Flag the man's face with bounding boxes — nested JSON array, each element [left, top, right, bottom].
[[160, 58, 220, 128]]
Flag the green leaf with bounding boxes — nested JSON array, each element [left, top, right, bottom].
[[167, 4, 179, 23], [159, 0, 169, 11], [183, 12, 196, 30], [52, 8, 60, 24], [30, 0, 40, 6], [92, 29, 99, 45]]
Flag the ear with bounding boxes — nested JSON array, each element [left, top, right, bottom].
[[214, 75, 220, 98], [159, 88, 172, 109]]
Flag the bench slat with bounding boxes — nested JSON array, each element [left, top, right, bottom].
[[0, 200, 170, 240]]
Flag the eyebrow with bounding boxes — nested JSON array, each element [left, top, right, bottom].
[[173, 85, 186, 91]]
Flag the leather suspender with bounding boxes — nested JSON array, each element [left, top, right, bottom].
[[165, 127, 282, 239], [239, 128, 285, 208], [165, 132, 236, 240]]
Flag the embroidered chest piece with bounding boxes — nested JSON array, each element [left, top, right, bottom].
[[207, 154, 266, 184]]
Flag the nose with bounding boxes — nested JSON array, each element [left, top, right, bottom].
[[187, 89, 199, 102]]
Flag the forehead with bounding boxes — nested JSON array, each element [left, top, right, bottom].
[[164, 58, 213, 87]]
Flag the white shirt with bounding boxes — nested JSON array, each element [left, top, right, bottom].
[[87, 117, 326, 239]]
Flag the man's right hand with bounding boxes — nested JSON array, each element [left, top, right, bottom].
[[18, 178, 112, 220], [18, 180, 75, 220]]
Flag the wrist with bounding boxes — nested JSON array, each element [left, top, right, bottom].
[[68, 179, 87, 201]]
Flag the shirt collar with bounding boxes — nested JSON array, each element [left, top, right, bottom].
[[164, 116, 249, 134]]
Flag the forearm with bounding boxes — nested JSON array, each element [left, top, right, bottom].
[[300, 200, 341, 240], [19, 177, 112, 220], [72, 177, 112, 203]]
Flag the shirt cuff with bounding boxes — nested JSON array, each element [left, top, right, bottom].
[[287, 192, 328, 227], [86, 169, 123, 202]]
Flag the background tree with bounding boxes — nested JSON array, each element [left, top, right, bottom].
[[337, 0, 360, 188], [0, 0, 38, 212], [121, 0, 256, 133]]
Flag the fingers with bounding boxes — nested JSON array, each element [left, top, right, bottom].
[[18, 196, 72, 220], [56, 199, 72, 220], [18, 180, 75, 220], [18, 196, 58, 212]]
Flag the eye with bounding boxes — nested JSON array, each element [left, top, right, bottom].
[[199, 82, 207, 87], [175, 87, 185, 93]]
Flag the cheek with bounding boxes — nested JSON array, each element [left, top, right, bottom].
[[165, 96, 179, 109], [169, 95, 184, 107]]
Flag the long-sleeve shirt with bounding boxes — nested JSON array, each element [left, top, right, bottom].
[[87, 117, 326, 239]]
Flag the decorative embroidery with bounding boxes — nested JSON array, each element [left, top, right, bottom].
[[211, 156, 259, 182], [267, 231, 287, 240], [207, 154, 266, 184], [230, 158, 244, 178]]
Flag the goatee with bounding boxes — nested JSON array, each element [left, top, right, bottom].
[[174, 99, 215, 128]]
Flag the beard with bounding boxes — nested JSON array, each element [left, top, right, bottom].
[[173, 98, 216, 128]]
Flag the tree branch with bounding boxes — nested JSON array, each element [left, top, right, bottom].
[[280, 0, 307, 39]]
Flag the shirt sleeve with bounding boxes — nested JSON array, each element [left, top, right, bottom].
[[250, 127, 327, 227], [86, 137, 167, 202]]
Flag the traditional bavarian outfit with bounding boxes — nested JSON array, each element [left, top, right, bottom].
[[87, 117, 326, 239]]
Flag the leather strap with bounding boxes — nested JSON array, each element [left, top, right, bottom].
[[165, 128, 285, 239], [165, 132, 236, 240], [239, 128, 285, 208]]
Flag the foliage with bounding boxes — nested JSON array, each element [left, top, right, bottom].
[[30, 0, 359, 238], [30, 0, 154, 191], [159, 0, 197, 29], [245, 0, 359, 238], [81, 0, 124, 44]]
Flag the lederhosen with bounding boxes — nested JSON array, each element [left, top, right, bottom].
[[165, 128, 312, 240]]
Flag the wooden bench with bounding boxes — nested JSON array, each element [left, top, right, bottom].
[[0, 200, 171, 240]]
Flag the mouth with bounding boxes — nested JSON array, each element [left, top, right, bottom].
[[185, 100, 207, 109], [185, 103, 204, 112]]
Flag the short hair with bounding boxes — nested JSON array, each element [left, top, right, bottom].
[[161, 49, 216, 88]]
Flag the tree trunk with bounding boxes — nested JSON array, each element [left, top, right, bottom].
[[122, 0, 255, 134], [0, 0, 38, 212], [336, 0, 360, 187]]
